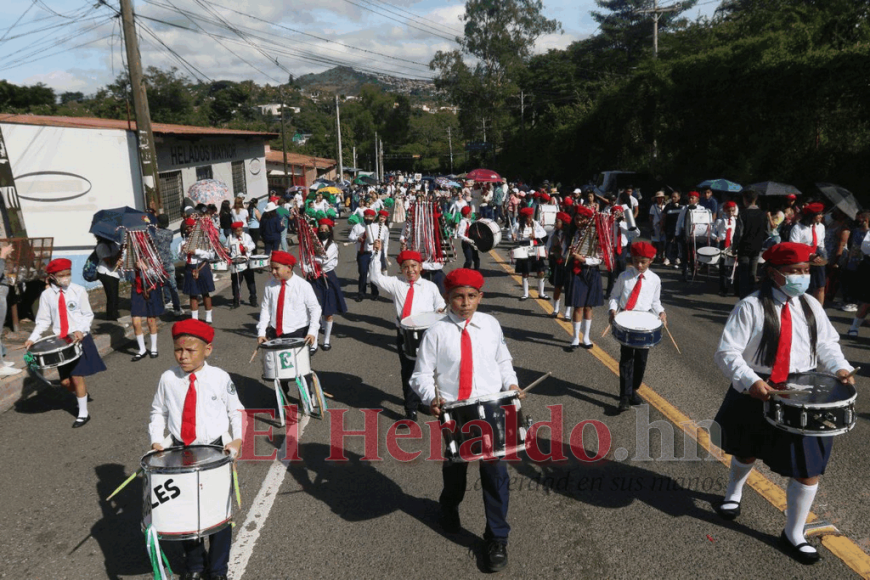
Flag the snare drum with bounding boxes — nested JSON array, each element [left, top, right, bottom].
[[399, 312, 445, 359], [764, 372, 857, 436], [468, 219, 502, 252], [261, 338, 312, 380], [27, 335, 83, 369], [231, 256, 248, 273], [612, 311, 663, 349], [141, 445, 233, 540], [696, 246, 721, 265], [511, 245, 532, 260], [539, 205, 558, 232], [211, 260, 228, 272], [248, 254, 269, 270], [440, 391, 531, 462]]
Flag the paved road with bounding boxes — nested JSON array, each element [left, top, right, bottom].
[[1, 222, 869, 579]]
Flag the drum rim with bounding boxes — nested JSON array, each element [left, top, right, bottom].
[[771, 373, 858, 409], [261, 337, 307, 350], [146, 518, 233, 541], [763, 409, 855, 437], [29, 335, 80, 354], [140, 444, 233, 473], [613, 312, 662, 332], [442, 390, 522, 410]]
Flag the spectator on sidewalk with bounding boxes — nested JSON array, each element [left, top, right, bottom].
[[0, 243, 21, 376], [95, 236, 122, 321]]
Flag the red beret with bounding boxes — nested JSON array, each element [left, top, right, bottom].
[[563, 198, 574, 206], [541, 194, 551, 202], [519, 207, 534, 217], [611, 205, 625, 215], [762, 242, 812, 265], [378, 210, 389, 217], [723, 201, 737, 209], [786, 194, 797, 201], [688, 191, 700, 199], [318, 218, 335, 228], [802, 202, 825, 215], [397, 250, 422, 264], [444, 268, 484, 292], [556, 212, 572, 224], [46, 258, 72, 274], [269, 196, 280, 203], [574, 206, 594, 218], [461, 206, 472, 216], [231, 221, 244, 229], [630, 241, 656, 259], [270, 251, 296, 267], [184, 218, 196, 227], [172, 319, 214, 344], [364, 209, 376, 217]]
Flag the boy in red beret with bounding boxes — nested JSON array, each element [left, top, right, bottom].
[[712, 241, 854, 565], [257, 250, 321, 357], [607, 242, 666, 412], [789, 202, 827, 304], [713, 201, 739, 296], [149, 319, 243, 580], [225, 221, 257, 309], [25, 258, 106, 427]]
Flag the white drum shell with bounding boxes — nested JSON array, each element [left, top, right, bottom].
[[511, 246, 532, 260], [697, 246, 721, 265], [262, 340, 312, 380], [400, 312, 445, 359], [248, 255, 270, 270], [212, 261, 228, 272], [469, 219, 502, 251], [539, 206, 558, 233]]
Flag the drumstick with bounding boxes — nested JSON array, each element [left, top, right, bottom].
[[664, 323, 682, 355], [232, 462, 242, 509], [521, 371, 552, 394], [771, 389, 806, 396], [601, 324, 611, 339], [248, 345, 261, 364], [106, 469, 142, 501]]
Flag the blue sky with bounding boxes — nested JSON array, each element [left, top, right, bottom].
[[0, 0, 720, 95]]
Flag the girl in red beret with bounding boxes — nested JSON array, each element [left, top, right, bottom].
[[545, 211, 572, 318], [564, 210, 603, 350], [311, 219, 347, 351], [511, 207, 548, 300], [181, 219, 216, 324], [225, 221, 257, 309], [789, 202, 827, 304]]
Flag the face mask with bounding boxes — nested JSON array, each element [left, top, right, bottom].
[[317, 232, 330, 242], [780, 273, 810, 297], [54, 276, 71, 288]]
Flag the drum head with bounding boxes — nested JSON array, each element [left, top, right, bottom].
[[614, 311, 661, 331], [697, 247, 720, 257], [143, 445, 227, 470], [232, 257, 248, 264], [776, 373, 857, 406], [262, 337, 306, 350], [401, 312, 445, 330], [30, 336, 73, 353], [468, 221, 494, 251]]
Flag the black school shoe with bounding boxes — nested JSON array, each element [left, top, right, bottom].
[[485, 540, 508, 572], [617, 397, 630, 413], [713, 500, 741, 521], [131, 352, 147, 362], [72, 415, 90, 428], [779, 531, 821, 565], [630, 393, 643, 405]]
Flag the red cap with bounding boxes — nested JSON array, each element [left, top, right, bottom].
[[762, 242, 813, 265], [556, 212, 572, 224], [630, 241, 656, 259], [723, 201, 737, 209], [786, 194, 797, 200], [270, 251, 296, 267], [397, 250, 422, 264], [184, 218, 196, 227], [378, 210, 389, 217], [172, 319, 214, 344], [461, 206, 472, 216], [46, 258, 72, 274], [541, 194, 551, 202], [563, 198, 574, 206], [231, 221, 244, 229], [574, 206, 594, 218], [611, 205, 625, 215], [364, 209, 376, 217], [802, 202, 825, 215], [519, 207, 534, 217], [444, 268, 484, 292], [269, 196, 280, 204], [318, 218, 335, 228], [688, 191, 700, 199]]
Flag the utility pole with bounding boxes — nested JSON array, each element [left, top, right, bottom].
[[119, 0, 161, 211], [335, 95, 344, 182], [378, 138, 385, 182], [373, 131, 379, 177], [280, 88, 289, 189], [352, 145, 357, 177], [447, 127, 454, 174], [520, 90, 525, 148], [637, 0, 679, 58]]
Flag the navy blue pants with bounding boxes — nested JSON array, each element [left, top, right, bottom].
[[395, 330, 421, 414], [161, 265, 181, 311], [619, 345, 649, 399], [356, 252, 379, 297], [181, 526, 231, 575], [441, 460, 510, 544], [462, 241, 480, 270], [421, 269, 446, 296]]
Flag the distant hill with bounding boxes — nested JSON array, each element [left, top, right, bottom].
[[294, 66, 437, 98]]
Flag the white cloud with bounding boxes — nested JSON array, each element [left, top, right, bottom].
[[22, 70, 98, 93]]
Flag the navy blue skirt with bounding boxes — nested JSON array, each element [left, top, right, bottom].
[[182, 263, 215, 296], [565, 266, 603, 308], [515, 256, 545, 276], [809, 264, 826, 290], [59, 333, 107, 380], [714, 386, 832, 478], [549, 260, 568, 288], [130, 286, 165, 318], [312, 269, 347, 317]]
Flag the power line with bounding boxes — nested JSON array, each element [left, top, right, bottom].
[[358, 0, 462, 39], [367, 0, 464, 36], [0, 15, 113, 69], [136, 20, 212, 81], [339, 0, 457, 42], [0, 32, 113, 71], [0, 0, 37, 43]]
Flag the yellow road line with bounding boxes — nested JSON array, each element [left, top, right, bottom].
[[488, 249, 870, 578]]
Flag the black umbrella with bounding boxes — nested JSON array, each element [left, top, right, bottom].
[[90, 206, 154, 243], [358, 175, 378, 186], [817, 183, 863, 220], [748, 181, 802, 196]]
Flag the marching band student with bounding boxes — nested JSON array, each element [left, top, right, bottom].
[[226, 221, 257, 309], [130, 258, 164, 362], [258, 250, 321, 355], [24, 259, 106, 427], [181, 218, 216, 324], [348, 209, 381, 302], [712, 242, 854, 565], [564, 207, 602, 350], [675, 191, 709, 282], [605, 205, 630, 299], [547, 211, 572, 318], [311, 219, 346, 351], [370, 241, 446, 423], [375, 209, 392, 271], [409, 268, 522, 573], [456, 206, 480, 270], [789, 202, 827, 305], [714, 201, 738, 296], [608, 242, 665, 412], [148, 319, 243, 580], [512, 206, 548, 300]]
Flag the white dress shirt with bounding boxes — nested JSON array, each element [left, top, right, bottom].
[[370, 253, 445, 326], [511, 220, 547, 241], [148, 362, 244, 445], [789, 222, 826, 249], [410, 311, 519, 405], [226, 233, 255, 274], [183, 242, 215, 266], [713, 216, 736, 244], [314, 242, 339, 273], [348, 222, 389, 254], [29, 283, 94, 342], [608, 267, 664, 314], [713, 288, 852, 392], [257, 274, 322, 338], [456, 218, 473, 243], [312, 199, 330, 212]]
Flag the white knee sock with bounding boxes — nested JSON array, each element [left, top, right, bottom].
[[191, 310, 199, 320], [553, 297, 561, 313], [522, 278, 529, 297], [77, 395, 88, 418], [565, 306, 573, 319], [571, 321, 581, 346], [324, 319, 334, 344], [149, 333, 158, 354], [785, 479, 819, 551], [135, 333, 146, 354], [581, 319, 592, 345], [205, 309, 213, 323], [723, 458, 754, 504], [537, 277, 546, 296]]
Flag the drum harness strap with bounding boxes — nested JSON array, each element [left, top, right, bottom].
[[145, 525, 173, 580]]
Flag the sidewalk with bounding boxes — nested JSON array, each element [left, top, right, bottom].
[[0, 274, 234, 413]]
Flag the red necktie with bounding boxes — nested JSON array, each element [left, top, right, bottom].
[[770, 301, 792, 384], [725, 219, 732, 248], [181, 373, 197, 445], [458, 320, 473, 400], [275, 280, 286, 336], [615, 228, 622, 255], [58, 290, 69, 338], [625, 274, 644, 311], [240, 243, 246, 255], [811, 225, 817, 248], [401, 283, 415, 320]]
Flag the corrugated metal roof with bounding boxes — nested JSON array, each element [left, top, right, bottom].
[[0, 114, 278, 138], [265, 149, 336, 169]]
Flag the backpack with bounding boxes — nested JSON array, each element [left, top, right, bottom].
[[82, 249, 99, 282]]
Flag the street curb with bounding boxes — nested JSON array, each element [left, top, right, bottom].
[[0, 275, 234, 414]]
